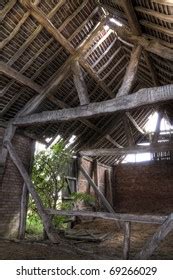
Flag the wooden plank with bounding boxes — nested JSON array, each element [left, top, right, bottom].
[[6, 141, 60, 243], [71, 61, 90, 105], [46, 209, 168, 225], [13, 85, 173, 126], [80, 142, 173, 157], [136, 213, 173, 259], [123, 222, 131, 260]]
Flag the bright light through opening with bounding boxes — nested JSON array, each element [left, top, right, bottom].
[[104, 25, 110, 31], [123, 111, 173, 163], [109, 17, 123, 26]]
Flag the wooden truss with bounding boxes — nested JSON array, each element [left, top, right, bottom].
[[1, 0, 173, 259]]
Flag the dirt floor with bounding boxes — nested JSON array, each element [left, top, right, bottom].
[[0, 219, 173, 260]]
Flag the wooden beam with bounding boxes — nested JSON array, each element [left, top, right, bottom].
[[46, 209, 167, 225], [80, 142, 173, 157], [135, 6, 173, 23], [80, 165, 116, 215], [121, 0, 141, 35], [151, 0, 173, 6], [13, 85, 173, 126], [0, 12, 30, 49], [126, 112, 145, 135], [123, 222, 131, 260], [140, 20, 173, 37], [0, 0, 17, 21], [105, 170, 113, 206], [71, 61, 90, 105], [136, 213, 173, 259], [116, 45, 142, 97], [123, 116, 135, 146], [5, 141, 60, 243], [20, 0, 74, 54], [0, 62, 42, 93], [16, 18, 107, 115], [109, 24, 173, 62], [152, 110, 164, 143], [120, 0, 159, 86], [48, 94, 121, 148]]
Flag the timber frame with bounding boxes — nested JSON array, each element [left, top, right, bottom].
[[1, 0, 173, 258]]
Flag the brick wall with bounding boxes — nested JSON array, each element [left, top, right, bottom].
[[0, 128, 33, 238], [113, 161, 173, 214]]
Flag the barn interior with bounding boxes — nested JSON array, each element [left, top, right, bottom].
[[0, 0, 173, 260]]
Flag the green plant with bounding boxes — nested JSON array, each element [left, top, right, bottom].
[[26, 140, 95, 234]]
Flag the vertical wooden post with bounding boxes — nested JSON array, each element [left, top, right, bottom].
[[105, 169, 113, 206], [123, 221, 131, 259], [19, 183, 29, 239], [18, 141, 35, 239]]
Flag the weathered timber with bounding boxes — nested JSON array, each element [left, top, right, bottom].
[[19, 184, 29, 239], [135, 6, 173, 23], [126, 112, 145, 134], [80, 165, 116, 215], [17, 17, 107, 116], [120, 0, 159, 86], [6, 141, 60, 243], [151, 0, 173, 6], [140, 20, 173, 37], [152, 110, 164, 143], [18, 141, 35, 239], [13, 85, 173, 126], [136, 213, 173, 259], [45, 209, 167, 225], [123, 222, 131, 260], [123, 116, 135, 146], [116, 45, 142, 97], [108, 23, 173, 61], [80, 142, 173, 157], [71, 61, 90, 105], [0, 0, 17, 21], [105, 170, 113, 206], [0, 62, 42, 93]]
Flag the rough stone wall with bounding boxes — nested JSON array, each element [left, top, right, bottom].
[[77, 157, 112, 210], [0, 128, 32, 238], [113, 161, 173, 214]]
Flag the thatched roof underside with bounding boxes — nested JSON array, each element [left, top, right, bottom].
[[0, 0, 173, 165]]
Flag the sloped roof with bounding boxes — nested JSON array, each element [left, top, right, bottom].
[[0, 0, 173, 164]]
